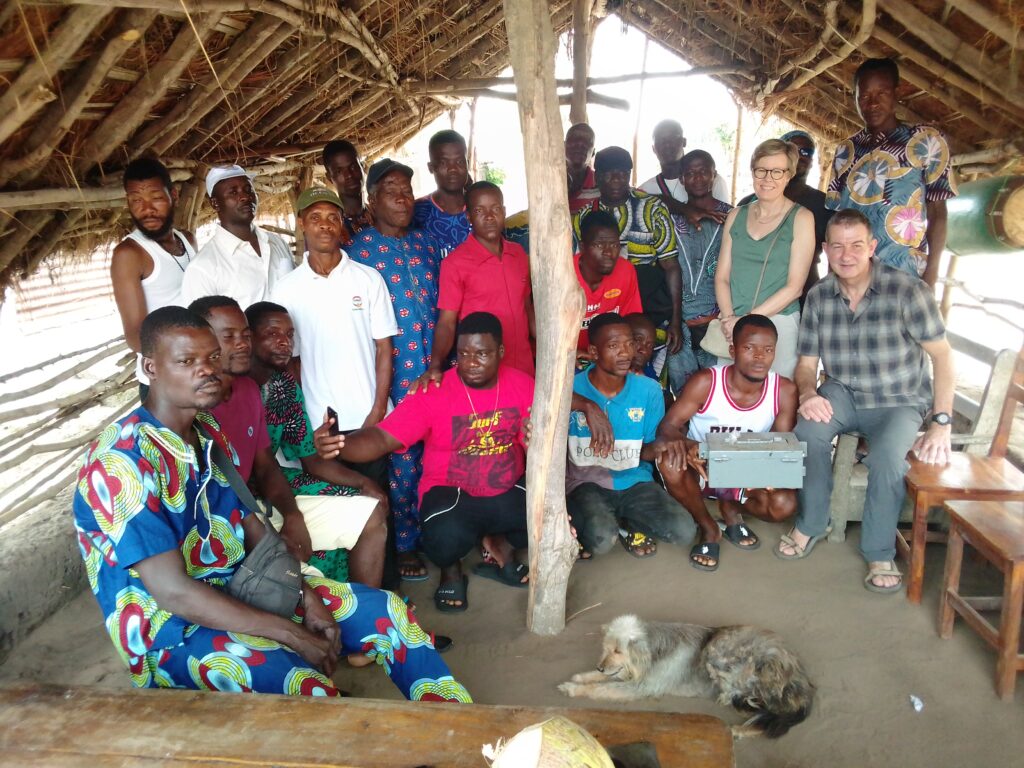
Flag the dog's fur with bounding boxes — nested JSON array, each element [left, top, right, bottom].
[[559, 615, 814, 738]]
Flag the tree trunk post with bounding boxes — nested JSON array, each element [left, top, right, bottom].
[[503, 0, 582, 635]]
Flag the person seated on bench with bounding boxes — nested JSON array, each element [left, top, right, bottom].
[[244, 300, 391, 588], [781, 209, 953, 595], [566, 312, 697, 559], [313, 312, 535, 613], [73, 306, 471, 700], [657, 314, 798, 572], [189, 296, 385, 588]]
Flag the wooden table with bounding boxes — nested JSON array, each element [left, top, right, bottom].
[[0, 684, 735, 767]]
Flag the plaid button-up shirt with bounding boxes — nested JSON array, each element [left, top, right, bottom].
[[798, 263, 945, 411]]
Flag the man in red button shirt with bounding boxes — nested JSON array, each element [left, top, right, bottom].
[[575, 210, 644, 353], [415, 181, 535, 387]]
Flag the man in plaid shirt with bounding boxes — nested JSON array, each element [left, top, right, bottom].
[[776, 209, 954, 595]]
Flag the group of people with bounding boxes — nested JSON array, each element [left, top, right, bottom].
[[77, 56, 956, 700]]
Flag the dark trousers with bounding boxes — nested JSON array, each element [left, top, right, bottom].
[[567, 481, 697, 556], [419, 479, 528, 569]]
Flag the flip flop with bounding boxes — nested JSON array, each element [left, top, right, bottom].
[[433, 576, 468, 613], [398, 552, 430, 582], [864, 562, 903, 594], [719, 520, 761, 550], [620, 530, 658, 558], [689, 541, 720, 572], [774, 529, 825, 560], [473, 561, 529, 588]]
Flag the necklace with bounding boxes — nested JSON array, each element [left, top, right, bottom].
[[462, 377, 501, 438], [166, 233, 190, 272]]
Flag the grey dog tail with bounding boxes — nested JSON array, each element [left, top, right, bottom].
[[732, 697, 811, 739]]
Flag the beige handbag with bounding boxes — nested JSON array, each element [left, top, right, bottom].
[[700, 206, 795, 359]]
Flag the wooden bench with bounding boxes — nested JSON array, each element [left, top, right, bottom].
[[827, 332, 1020, 544], [0, 684, 735, 768]]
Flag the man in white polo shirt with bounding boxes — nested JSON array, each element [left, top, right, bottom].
[[182, 164, 295, 307], [270, 185, 398, 448]]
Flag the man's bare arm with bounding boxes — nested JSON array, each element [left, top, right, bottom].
[[110, 241, 151, 353], [922, 200, 948, 287]]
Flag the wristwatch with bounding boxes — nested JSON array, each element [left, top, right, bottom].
[[930, 412, 952, 426]]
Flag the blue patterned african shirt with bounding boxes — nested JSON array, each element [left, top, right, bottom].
[[73, 407, 248, 687], [349, 227, 441, 397], [828, 123, 956, 276], [412, 196, 470, 257]]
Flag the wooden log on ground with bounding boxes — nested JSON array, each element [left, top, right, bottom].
[[503, 0, 582, 636], [0, 685, 735, 767]]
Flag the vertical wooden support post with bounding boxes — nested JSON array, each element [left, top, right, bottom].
[[503, 0, 583, 635], [730, 101, 743, 205], [630, 37, 651, 188], [569, 0, 593, 126], [467, 96, 480, 181]]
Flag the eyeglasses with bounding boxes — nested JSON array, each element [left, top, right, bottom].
[[752, 167, 789, 180], [797, 147, 815, 158]]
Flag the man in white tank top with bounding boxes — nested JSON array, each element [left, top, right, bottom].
[[111, 158, 197, 398], [658, 315, 798, 572]]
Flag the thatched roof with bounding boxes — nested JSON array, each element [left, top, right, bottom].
[[0, 0, 1021, 288]]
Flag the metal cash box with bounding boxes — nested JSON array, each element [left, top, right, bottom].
[[698, 432, 807, 489]]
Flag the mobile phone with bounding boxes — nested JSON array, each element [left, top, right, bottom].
[[326, 406, 340, 437]]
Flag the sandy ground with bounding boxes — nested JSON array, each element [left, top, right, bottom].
[[2, 517, 1022, 767]]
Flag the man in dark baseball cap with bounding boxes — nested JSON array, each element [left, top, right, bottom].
[[365, 158, 414, 193]]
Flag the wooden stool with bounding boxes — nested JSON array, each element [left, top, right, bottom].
[[939, 500, 1024, 701]]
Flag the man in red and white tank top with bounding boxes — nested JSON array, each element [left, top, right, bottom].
[[658, 315, 798, 572], [111, 158, 198, 399]]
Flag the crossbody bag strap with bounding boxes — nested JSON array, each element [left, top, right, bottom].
[[751, 204, 798, 308], [209, 440, 264, 517]]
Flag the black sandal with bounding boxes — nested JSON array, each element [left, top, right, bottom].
[[721, 521, 761, 550], [689, 541, 720, 572], [433, 576, 468, 613]]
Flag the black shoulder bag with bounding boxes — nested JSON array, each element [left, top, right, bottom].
[[209, 441, 304, 618]]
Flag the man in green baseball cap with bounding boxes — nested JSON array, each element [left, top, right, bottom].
[[295, 185, 345, 215]]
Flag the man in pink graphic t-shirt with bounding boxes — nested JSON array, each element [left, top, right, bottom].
[[312, 312, 534, 614]]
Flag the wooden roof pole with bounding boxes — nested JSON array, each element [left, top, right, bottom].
[[784, 0, 876, 95], [130, 15, 288, 155], [0, 9, 158, 188], [569, 0, 594, 125], [73, 12, 224, 177], [503, 0, 581, 635], [878, 0, 1024, 107], [0, 5, 110, 147], [944, 0, 1023, 51]]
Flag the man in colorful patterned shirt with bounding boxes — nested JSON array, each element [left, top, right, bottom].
[[571, 146, 684, 361], [828, 57, 956, 285], [351, 158, 442, 583], [412, 129, 471, 257], [73, 306, 470, 701]]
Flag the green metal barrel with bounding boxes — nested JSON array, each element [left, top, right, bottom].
[[946, 175, 1024, 255]]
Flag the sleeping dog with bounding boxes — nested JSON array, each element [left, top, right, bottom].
[[559, 614, 814, 738]]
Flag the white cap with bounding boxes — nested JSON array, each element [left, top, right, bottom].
[[205, 164, 255, 197]]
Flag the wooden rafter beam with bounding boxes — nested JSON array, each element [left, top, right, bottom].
[[0, 9, 158, 187], [72, 13, 223, 176], [129, 15, 288, 155], [0, 4, 111, 146]]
